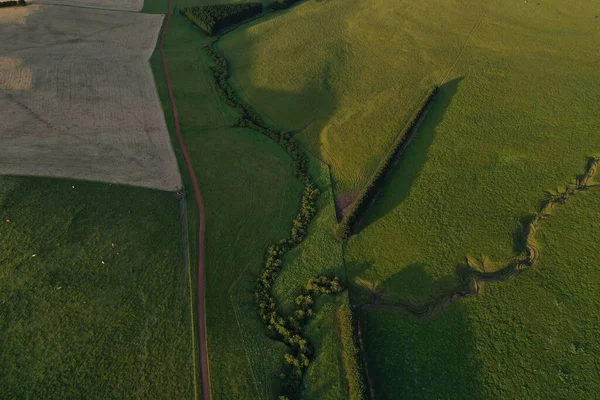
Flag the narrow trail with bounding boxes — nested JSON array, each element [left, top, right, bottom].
[[366, 157, 599, 320], [159, 3, 211, 400], [438, 0, 493, 84]]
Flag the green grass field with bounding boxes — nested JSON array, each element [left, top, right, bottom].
[[217, 0, 492, 206], [202, 0, 599, 397], [345, 0, 599, 302], [0, 177, 195, 398], [6, 0, 595, 397], [360, 183, 600, 399], [341, 0, 600, 397], [144, 0, 350, 398]]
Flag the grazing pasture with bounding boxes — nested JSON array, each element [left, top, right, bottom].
[[360, 184, 600, 399], [0, 177, 195, 398], [145, 1, 349, 397], [0, 5, 180, 191], [340, 0, 600, 397], [153, 0, 599, 397], [345, 0, 599, 304], [217, 0, 491, 206]]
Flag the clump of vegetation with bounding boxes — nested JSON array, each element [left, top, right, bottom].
[[180, 3, 262, 36], [205, 41, 345, 398], [0, 0, 26, 7], [335, 87, 439, 240], [277, 276, 344, 393], [337, 299, 366, 400], [268, 0, 303, 11]]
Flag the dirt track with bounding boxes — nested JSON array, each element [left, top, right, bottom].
[[158, 1, 211, 399], [0, 4, 181, 190]]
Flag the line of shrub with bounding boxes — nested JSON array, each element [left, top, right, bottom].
[[277, 276, 344, 396], [180, 3, 262, 36], [334, 87, 439, 240], [205, 44, 310, 181], [267, 0, 303, 11], [337, 299, 365, 400], [204, 42, 345, 398], [0, 0, 26, 7]]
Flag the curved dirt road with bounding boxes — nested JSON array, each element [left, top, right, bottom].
[[158, 2, 211, 399]]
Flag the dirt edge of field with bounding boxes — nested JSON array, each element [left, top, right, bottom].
[[158, 2, 211, 399]]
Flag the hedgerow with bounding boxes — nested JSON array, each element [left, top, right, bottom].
[[204, 42, 345, 398], [0, 0, 26, 7], [180, 3, 262, 36], [337, 299, 365, 400], [335, 87, 439, 240]]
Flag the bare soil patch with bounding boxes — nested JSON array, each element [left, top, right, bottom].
[[0, 5, 181, 191]]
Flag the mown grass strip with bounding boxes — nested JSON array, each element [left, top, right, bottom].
[[369, 157, 600, 319], [335, 87, 439, 240]]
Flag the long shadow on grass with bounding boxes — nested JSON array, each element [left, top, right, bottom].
[[359, 78, 463, 232], [360, 264, 482, 399], [360, 307, 482, 399]]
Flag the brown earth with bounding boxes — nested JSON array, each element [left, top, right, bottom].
[[0, 4, 181, 191]]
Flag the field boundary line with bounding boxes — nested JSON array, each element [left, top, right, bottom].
[[159, 2, 211, 399], [179, 193, 200, 400]]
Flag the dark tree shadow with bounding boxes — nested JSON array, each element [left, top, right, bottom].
[[383, 263, 462, 302], [359, 302, 482, 400], [358, 78, 464, 232], [512, 214, 536, 255], [359, 263, 483, 399]]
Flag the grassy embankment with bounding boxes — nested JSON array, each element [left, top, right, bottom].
[[0, 178, 196, 398], [217, 0, 491, 208], [144, 0, 350, 398]]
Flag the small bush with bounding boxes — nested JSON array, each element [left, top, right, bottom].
[[180, 3, 262, 36]]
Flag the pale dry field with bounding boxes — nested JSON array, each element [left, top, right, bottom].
[[35, 0, 144, 12], [0, 5, 181, 191]]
